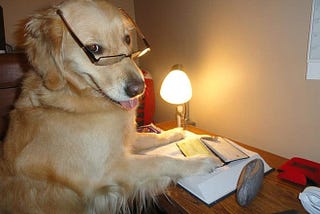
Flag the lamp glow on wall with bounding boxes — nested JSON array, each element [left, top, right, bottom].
[[160, 64, 192, 127]]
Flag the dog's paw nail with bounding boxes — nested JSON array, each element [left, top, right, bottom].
[[186, 156, 222, 175]]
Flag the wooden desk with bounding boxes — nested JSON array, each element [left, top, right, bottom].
[[156, 121, 306, 214]]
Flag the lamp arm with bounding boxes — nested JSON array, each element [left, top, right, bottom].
[[176, 105, 184, 127]]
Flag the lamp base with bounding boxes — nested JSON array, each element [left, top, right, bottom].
[[185, 119, 196, 127]]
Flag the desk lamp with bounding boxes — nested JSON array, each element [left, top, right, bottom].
[[160, 64, 192, 127]]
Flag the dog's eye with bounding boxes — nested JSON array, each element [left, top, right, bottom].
[[124, 35, 131, 45], [86, 44, 103, 54]]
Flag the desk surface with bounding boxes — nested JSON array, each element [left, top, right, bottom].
[[156, 121, 306, 214]]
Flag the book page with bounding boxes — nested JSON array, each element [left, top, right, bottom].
[[176, 138, 213, 157], [201, 137, 249, 163]]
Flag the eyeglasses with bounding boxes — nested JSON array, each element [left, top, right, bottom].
[[56, 9, 150, 66]]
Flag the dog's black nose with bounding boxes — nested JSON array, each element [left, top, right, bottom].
[[125, 80, 145, 97]]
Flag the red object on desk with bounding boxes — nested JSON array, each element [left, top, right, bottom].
[[278, 157, 320, 186], [136, 70, 155, 126]]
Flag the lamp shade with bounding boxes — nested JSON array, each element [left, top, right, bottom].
[[160, 65, 192, 105]]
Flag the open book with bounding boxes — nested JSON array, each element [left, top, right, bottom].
[[141, 130, 272, 206]]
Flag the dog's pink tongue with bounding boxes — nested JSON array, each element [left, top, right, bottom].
[[120, 98, 139, 110]]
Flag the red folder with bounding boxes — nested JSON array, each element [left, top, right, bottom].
[[278, 157, 320, 186]]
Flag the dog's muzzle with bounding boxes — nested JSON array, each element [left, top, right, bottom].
[[119, 79, 145, 110], [82, 72, 145, 111]]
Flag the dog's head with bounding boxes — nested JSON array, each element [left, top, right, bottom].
[[24, 0, 149, 111]]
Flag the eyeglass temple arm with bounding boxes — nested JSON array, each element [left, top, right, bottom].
[[56, 9, 98, 63], [118, 8, 150, 47]]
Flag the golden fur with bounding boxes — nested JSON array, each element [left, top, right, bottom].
[[0, 0, 219, 213]]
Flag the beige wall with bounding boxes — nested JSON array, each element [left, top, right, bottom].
[[135, 0, 320, 162], [0, 0, 135, 47]]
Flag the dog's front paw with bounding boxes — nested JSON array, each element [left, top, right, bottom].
[[159, 127, 184, 144], [185, 156, 223, 176]]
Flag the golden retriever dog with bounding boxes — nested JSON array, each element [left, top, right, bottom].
[[0, 0, 219, 213]]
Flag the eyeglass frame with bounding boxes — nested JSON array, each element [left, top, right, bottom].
[[56, 9, 151, 66]]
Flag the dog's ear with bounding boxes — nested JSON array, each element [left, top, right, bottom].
[[24, 9, 65, 91]]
